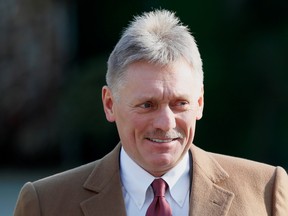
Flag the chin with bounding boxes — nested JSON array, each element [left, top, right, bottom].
[[150, 155, 175, 168]]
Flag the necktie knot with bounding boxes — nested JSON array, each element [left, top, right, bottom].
[[146, 178, 172, 216], [152, 178, 167, 197]]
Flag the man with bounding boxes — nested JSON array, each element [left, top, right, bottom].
[[14, 9, 288, 216]]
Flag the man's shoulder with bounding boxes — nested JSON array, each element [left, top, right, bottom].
[[208, 151, 287, 181], [33, 144, 121, 188], [210, 152, 274, 170], [191, 144, 287, 182], [15, 146, 123, 215], [32, 160, 98, 190], [203, 150, 288, 214]]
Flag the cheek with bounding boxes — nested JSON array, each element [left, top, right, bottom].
[[117, 112, 147, 137], [177, 112, 197, 136], [131, 115, 150, 134], [178, 111, 196, 126]]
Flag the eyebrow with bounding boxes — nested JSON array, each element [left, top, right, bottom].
[[134, 92, 192, 102]]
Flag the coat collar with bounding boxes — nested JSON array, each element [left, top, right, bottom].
[[189, 145, 235, 216], [80, 144, 126, 216], [80, 143, 234, 216]]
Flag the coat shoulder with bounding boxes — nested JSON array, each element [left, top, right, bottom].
[[208, 152, 285, 178], [33, 160, 97, 189], [206, 151, 288, 194], [33, 144, 121, 190], [198, 149, 288, 215], [14, 145, 122, 216]]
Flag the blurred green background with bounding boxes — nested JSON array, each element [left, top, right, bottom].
[[1, 0, 288, 214]]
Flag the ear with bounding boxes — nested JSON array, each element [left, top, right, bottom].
[[196, 85, 204, 120], [102, 86, 116, 122]]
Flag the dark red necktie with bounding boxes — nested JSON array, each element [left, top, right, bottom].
[[146, 178, 172, 216]]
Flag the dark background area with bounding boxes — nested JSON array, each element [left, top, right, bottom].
[[1, 0, 288, 171]]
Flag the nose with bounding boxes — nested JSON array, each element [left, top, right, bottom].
[[153, 105, 176, 131]]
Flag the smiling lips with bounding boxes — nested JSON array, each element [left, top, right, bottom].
[[145, 129, 184, 143], [146, 137, 180, 143]]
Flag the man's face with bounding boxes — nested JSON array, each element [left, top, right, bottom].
[[102, 59, 203, 176]]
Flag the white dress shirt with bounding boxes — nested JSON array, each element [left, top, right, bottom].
[[120, 147, 190, 216]]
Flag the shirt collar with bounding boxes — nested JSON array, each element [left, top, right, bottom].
[[120, 147, 190, 209], [161, 151, 190, 207], [120, 148, 155, 209]]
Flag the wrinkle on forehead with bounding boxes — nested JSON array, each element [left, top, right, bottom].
[[121, 59, 202, 101]]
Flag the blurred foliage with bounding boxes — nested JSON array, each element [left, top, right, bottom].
[[55, 55, 118, 167]]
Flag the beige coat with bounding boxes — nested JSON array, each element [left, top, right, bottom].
[[14, 144, 288, 216]]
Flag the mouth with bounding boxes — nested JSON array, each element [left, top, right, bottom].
[[146, 137, 180, 143]]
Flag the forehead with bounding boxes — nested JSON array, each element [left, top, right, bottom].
[[126, 59, 195, 80], [121, 60, 201, 98]]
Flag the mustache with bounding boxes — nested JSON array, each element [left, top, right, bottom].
[[145, 129, 185, 139]]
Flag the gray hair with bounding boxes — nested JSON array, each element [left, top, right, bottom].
[[106, 9, 203, 93]]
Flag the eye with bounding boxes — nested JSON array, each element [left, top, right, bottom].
[[139, 101, 154, 109], [176, 101, 189, 106], [172, 100, 190, 111]]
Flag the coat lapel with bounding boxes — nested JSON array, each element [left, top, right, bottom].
[[189, 145, 235, 216], [80, 144, 126, 216]]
